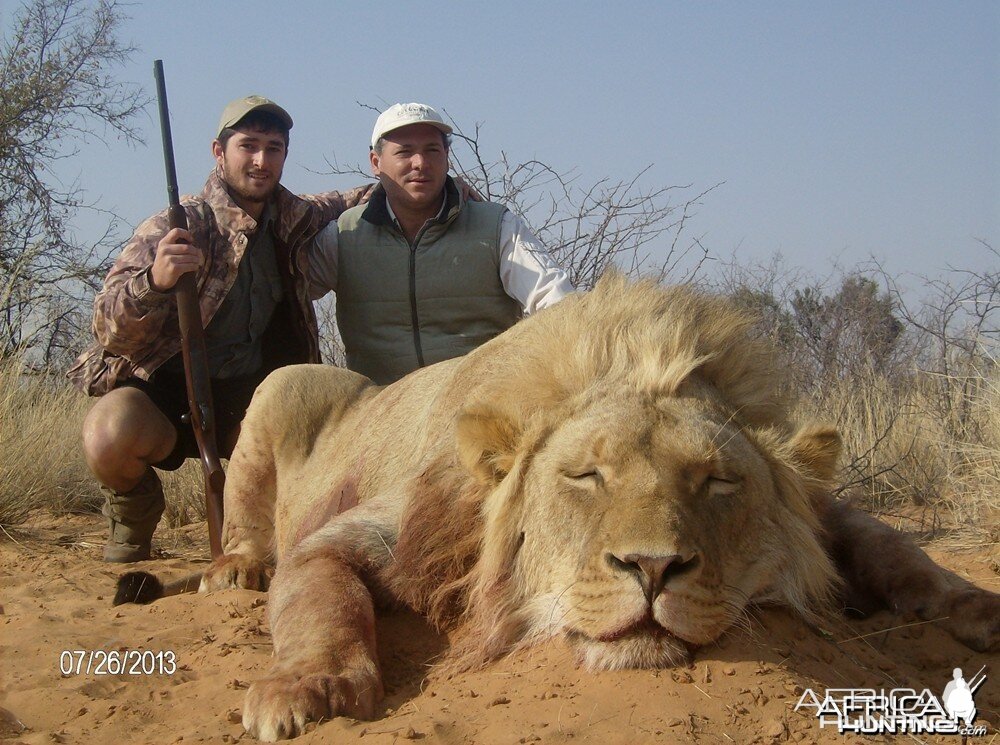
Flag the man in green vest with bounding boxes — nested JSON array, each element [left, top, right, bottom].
[[308, 102, 574, 384]]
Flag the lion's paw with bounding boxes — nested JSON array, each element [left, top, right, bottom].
[[242, 669, 382, 741], [199, 554, 273, 593], [942, 588, 1000, 653]]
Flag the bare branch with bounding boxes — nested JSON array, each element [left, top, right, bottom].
[[0, 0, 146, 363]]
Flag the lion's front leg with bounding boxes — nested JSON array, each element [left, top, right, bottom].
[[241, 496, 403, 742], [822, 498, 999, 652], [243, 541, 383, 741]]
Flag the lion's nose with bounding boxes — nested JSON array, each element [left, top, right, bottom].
[[606, 552, 700, 604]]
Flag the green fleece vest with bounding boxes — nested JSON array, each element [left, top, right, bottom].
[[336, 180, 521, 384]]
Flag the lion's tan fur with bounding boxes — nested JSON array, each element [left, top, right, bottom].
[[222, 272, 841, 674], [387, 454, 487, 624]]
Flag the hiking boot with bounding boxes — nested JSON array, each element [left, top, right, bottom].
[[102, 468, 165, 563]]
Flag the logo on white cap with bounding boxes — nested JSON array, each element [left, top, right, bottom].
[[371, 102, 452, 148]]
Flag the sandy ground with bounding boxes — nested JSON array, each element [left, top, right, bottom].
[[0, 511, 998, 745]]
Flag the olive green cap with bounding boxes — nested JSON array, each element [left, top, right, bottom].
[[216, 95, 293, 137]]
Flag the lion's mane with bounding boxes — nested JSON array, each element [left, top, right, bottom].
[[384, 272, 836, 670]]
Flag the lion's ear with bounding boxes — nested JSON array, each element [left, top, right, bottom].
[[456, 405, 522, 485], [787, 424, 841, 483]]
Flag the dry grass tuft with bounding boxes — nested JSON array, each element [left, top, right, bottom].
[[0, 363, 207, 533], [160, 461, 208, 527], [0, 364, 99, 528], [798, 361, 999, 539]]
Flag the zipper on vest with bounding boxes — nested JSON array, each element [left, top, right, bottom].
[[407, 220, 436, 368], [408, 243, 424, 367]]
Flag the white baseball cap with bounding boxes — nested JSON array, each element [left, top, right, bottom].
[[371, 102, 452, 148]]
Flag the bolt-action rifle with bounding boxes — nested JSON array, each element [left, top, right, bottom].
[[153, 59, 225, 558]]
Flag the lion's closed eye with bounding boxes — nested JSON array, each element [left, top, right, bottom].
[[561, 467, 605, 488], [706, 475, 741, 497]]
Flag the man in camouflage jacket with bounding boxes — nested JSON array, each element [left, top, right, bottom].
[[68, 96, 370, 562]]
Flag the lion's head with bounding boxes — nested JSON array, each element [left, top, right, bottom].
[[391, 273, 840, 672]]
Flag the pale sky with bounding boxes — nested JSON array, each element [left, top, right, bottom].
[[18, 0, 1000, 284]]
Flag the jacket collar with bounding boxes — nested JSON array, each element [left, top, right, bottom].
[[200, 167, 309, 240], [360, 175, 462, 229]]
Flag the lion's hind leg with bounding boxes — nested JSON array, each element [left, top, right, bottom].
[[199, 554, 275, 593], [824, 498, 999, 652]]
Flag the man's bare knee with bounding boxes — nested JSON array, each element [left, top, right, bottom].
[[82, 388, 176, 489]]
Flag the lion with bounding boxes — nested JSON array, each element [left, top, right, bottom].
[[116, 273, 999, 742]]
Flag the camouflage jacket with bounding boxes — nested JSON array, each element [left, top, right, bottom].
[[67, 168, 370, 396]]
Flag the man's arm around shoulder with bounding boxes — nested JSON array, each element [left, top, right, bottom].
[[305, 221, 340, 301], [298, 183, 376, 230]]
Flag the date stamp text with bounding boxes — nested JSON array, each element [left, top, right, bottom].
[[59, 649, 177, 676]]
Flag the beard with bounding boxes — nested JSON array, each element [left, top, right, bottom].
[[220, 159, 281, 211]]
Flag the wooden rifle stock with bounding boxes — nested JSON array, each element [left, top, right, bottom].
[[154, 60, 225, 558]]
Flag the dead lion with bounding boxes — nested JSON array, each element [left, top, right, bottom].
[[116, 273, 998, 741]]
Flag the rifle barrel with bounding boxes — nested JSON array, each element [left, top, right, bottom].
[[153, 60, 183, 212]]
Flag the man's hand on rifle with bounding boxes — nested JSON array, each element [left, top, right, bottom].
[[150, 227, 203, 292]]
